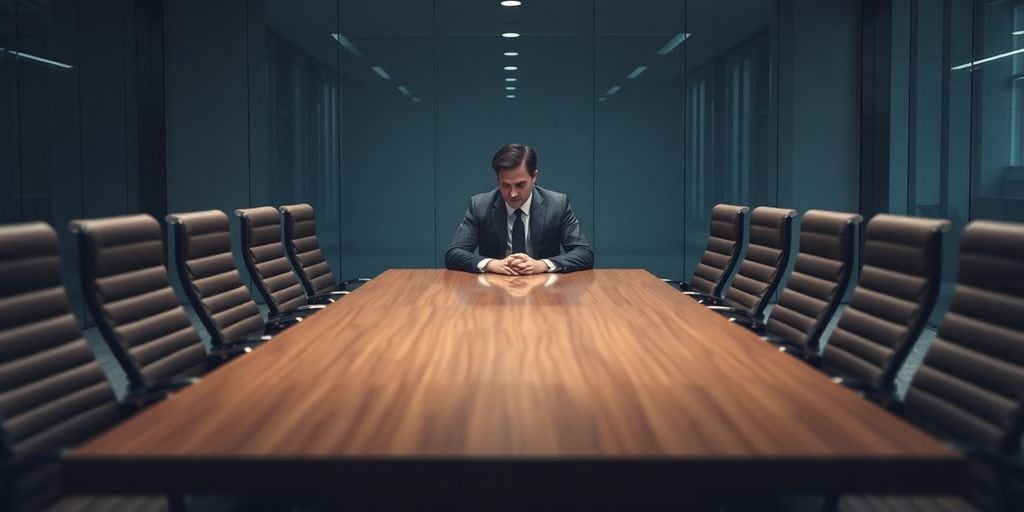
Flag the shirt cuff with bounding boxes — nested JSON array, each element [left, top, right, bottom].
[[477, 258, 492, 273], [543, 259, 557, 272]]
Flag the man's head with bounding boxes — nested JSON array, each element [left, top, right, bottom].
[[492, 143, 538, 209]]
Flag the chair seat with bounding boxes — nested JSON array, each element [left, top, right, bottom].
[[838, 494, 977, 512], [45, 495, 170, 512]]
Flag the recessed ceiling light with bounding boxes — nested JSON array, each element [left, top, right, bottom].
[[504, 66, 518, 71], [501, 1, 522, 6], [397, 86, 411, 96], [502, 32, 520, 38], [504, 52, 519, 57], [505, 86, 516, 90], [412, 97, 421, 102], [505, 77, 517, 82], [606, 86, 621, 95], [597, 97, 607, 102], [1014, 30, 1024, 36], [506, 94, 516, 98], [372, 66, 391, 79]]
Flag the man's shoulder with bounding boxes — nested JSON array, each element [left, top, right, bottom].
[[534, 186, 568, 205], [468, 189, 500, 211]]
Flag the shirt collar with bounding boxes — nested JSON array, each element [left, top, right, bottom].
[[505, 190, 534, 218]]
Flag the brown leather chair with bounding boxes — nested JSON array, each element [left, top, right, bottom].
[[0, 222, 174, 511], [234, 207, 331, 319], [166, 210, 299, 348], [70, 214, 245, 394], [807, 214, 950, 394], [667, 203, 748, 298], [731, 210, 862, 353], [691, 206, 797, 322], [836, 220, 1024, 512], [279, 203, 370, 298]]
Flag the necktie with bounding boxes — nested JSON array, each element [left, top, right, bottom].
[[511, 209, 526, 254]]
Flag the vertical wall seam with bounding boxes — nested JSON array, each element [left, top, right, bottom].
[[14, 0, 23, 221], [433, 0, 439, 268], [245, 0, 252, 208]]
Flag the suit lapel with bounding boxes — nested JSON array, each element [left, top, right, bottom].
[[529, 188, 547, 257], [491, 192, 508, 256]]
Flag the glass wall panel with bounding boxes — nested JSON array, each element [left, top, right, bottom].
[[339, 0, 434, 277], [0, 0, 17, 224], [895, 0, 1024, 226], [970, 0, 1024, 221], [255, 0, 341, 274], [594, 0, 685, 277], [683, 1, 775, 279]]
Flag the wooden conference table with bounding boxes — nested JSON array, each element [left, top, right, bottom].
[[66, 269, 962, 502]]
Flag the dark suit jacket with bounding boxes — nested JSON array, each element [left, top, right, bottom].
[[445, 186, 594, 273]]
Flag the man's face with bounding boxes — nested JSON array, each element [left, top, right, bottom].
[[497, 162, 537, 209]]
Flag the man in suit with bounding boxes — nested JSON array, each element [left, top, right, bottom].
[[445, 144, 594, 274]]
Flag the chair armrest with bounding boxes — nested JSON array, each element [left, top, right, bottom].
[[728, 316, 765, 335], [207, 345, 252, 364], [708, 305, 751, 318], [778, 344, 822, 366], [831, 376, 898, 407], [223, 335, 272, 348], [278, 304, 326, 317], [682, 291, 719, 303], [265, 314, 302, 333], [660, 278, 690, 291], [338, 277, 371, 290]]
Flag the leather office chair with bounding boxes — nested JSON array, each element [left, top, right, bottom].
[[279, 203, 370, 298], [0, 222, 174, 511], [836, 220, 1024, 512], [731, 210, 861, 354], [166, 210, 299, 348], [796, 214, 949, 395], [666, 203, 748, 298], [234, 206, 332, 319], [70, 214, 245, 394], [690, 206, 797, 323]]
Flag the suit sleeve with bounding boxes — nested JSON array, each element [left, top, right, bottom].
[[548, 197, 594, 272], [445, 199, 486, 272]]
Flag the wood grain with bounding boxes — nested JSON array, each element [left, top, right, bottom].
[[65, 269, 963, 499]]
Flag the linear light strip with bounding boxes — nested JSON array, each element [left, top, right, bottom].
[[951, 47, 1024, 70], [330, 33, 364, 56], [4, 49, 74, 69], [606, 86, 621, 95], [627, 66, 647, 79], [372, 66, 391, 79], [656, 33, 691, 56]]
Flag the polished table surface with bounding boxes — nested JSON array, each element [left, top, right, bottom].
[[66, 269, 963, 499]]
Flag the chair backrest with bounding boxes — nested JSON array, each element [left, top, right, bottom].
[[70, 214, 208, 391], [821, 214, 949, 390], [902, 220, 1024, 511], [280, 203, 336, 297], [234, 206, 308, 317], [166, 210, 265, 346], [764, 210, 862, 350], [720, 206, 797, 320], [690, 203, 749, 297], [0, 222, 121, 511]]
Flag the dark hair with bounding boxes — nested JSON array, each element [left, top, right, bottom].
[[491, 144, 537, 176]]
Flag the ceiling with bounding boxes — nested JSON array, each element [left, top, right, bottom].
[[265, 0, 773, 100]]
